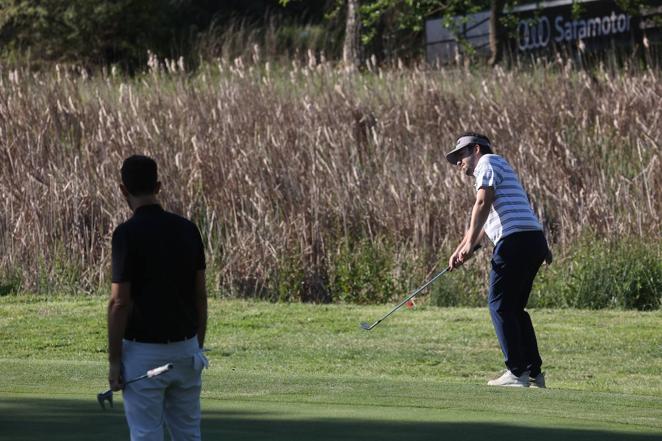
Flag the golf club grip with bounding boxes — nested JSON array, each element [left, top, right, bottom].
[[147, 363, 173, 377], [454, 243, 482, 267]]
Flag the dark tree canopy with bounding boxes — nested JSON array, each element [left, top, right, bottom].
[[3, 0, 651, 68]]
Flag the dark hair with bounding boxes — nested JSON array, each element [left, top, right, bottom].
[[457, 131, 493, 154], [121, 155, 158, 196]]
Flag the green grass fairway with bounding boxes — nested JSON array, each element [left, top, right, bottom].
[[1, 298, 661, 440]]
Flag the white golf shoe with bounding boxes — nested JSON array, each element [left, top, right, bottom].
[[529, 372, 546, 388], [487, 370, 530, 387]]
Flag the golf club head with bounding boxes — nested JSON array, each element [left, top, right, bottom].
[[360, 321, 373, 331], [97, 389, 113, 410]]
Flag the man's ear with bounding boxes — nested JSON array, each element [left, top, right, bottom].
[[154, 181, 161, 195], [120, 184, 130, 198]]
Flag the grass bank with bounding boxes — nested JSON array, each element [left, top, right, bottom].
[[0, 298, 660, 439]]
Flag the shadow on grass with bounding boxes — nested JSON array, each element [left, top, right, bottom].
[[0, 397, 659, 441]]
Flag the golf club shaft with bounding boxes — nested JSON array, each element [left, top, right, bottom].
[[371, 267, 450, 326], [127, 363, 173, 384], [99, 373, 158, 393], [366, 244, 482, 329], [124, 374, 148, 386], [98, 363, 174, 410]]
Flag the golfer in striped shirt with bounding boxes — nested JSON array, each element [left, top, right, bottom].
[[446, 132, 551, 388]]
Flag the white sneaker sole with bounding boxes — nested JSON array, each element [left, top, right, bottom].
[[487, 380, 529, 387]]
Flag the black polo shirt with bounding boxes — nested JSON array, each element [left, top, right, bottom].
[[111, 204, 206, 343]]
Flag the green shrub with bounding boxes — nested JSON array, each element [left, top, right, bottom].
[[532, 236, 662, 310], [0, 269, 22, 296], [528, 262, 570, 308], [272, 235, 662, 309], [272, 253, 306, 303], [569, 237, 661, 310], [428, 258, 487, 307], [328, 237, 397, 304]]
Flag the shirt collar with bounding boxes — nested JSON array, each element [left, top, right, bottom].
[[133, 204, 163, 216]]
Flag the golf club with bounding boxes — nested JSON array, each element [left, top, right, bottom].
[[360, 244, 481, 331], [97, 363, 173, 410]]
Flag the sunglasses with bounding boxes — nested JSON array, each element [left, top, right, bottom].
[[457, 145, 475, 160]]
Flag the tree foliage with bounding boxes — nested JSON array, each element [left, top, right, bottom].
[[10, 0, 647, 66], [0, 0, 326, 68], [359, 0, 490, 59], [280, 0, 494, 61], [0, 1, 179, 67]]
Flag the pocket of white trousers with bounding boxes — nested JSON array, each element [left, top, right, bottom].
[[193, 351, 209, 371]]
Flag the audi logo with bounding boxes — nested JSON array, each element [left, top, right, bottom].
[[518, 17, 551, 51]]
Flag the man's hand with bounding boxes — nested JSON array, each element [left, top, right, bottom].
[[458, 241, 477, 264], [449, 242, 474, 270], [108, 361, 124, 391], [449, 241, 483, 271], [449, 249, 462, 271]]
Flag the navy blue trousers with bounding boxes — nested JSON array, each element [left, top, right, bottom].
[[488, 230, 547, 377]]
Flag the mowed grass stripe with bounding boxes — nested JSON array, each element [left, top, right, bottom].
[[0, 394, 659, 441], [3, 360, 660, 430], [0, 390, 660, 440]]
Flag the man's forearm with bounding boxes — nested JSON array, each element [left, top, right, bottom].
[[108, 304, 130, 362], [196, 297, 207, 349], [107, 284, 132, 363], [466, 203, 488, 246], [195, 270, 208, 349], [453, 235, 469, 255], [476, 228, 486, 245], [466, 189, 493, 246]]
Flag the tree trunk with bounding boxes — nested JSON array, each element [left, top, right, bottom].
[[343, 0, 361, 70], [488, 0, 506, 66]]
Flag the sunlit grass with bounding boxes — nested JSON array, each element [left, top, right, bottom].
[[0, 298, 661, 439]]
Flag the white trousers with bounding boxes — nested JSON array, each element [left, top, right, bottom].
[[122, 337, 208, 441]]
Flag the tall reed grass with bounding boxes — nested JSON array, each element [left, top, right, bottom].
[[0, 56, 660, 302]]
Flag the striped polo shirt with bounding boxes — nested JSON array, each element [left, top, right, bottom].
[[473, 154, 542, 245]]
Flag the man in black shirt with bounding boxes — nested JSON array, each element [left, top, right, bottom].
[[108, 155, 208, 441]]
